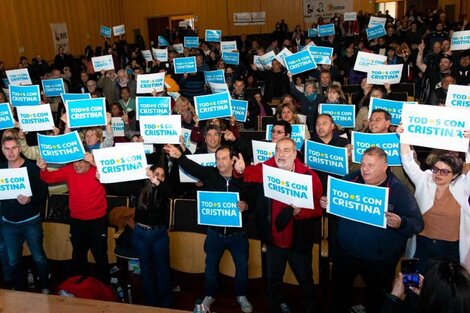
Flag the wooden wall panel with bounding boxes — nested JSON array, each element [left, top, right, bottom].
[[1, 0, 124, 68], [122, 0, 230, 45], [0, 0, 20, 68]]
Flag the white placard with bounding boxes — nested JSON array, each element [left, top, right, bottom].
[[111, 117, 125, 137], [16, 104, 54, 132], [173, 43, 184, 54], [136, 72, 165, 94], [344, 12, 357, 21], [400, 103, 470, 152], [93, 143, 147, 184], [220, 40, 238, 53], [179, 153, 216, 183], [91, 55, 115, 72], [367, 64, 403, 85], [141, 50, 153, 63], [0, 167, 32, 199], [152, 48, 168, 62], [262, 164, 314, 209], [450, 30, 470, 51], [181, 128, 197, 154], [275, 48, 293, 67], [6, 69, 32, 86], [208, 82, 229, 94], [259, 51, 276, 69], [445, 84, 470, 108], [353, 51, 387, 73], [113, 24, 126, 36], [140, 115, 181, 144], [368, 16, 386, 28]]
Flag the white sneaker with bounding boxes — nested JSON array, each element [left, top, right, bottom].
[[237, 296, 253, 313], [41, 288, 50, 294], [202, 296, 215, 310]]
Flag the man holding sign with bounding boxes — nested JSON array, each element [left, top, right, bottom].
[[320, 147, 423, 313], [164, 144, 253, 313], [37, 153, 110, 284], [238, 138, 322, 313], [1, 136, 49, 292]]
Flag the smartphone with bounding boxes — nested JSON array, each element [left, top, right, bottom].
[[401, 258, 419, 288]]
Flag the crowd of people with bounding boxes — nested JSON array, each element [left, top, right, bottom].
[[0, 4, 470, 313]]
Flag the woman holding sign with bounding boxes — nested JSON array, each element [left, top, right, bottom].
[[398, 126, 470, 273], [132, 165, 173, 307]]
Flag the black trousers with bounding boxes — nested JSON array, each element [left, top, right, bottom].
[[266, 244, 315, 313], [69, 216, 110, 283], [332, 246, 398, 313]]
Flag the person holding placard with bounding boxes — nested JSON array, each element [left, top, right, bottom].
[[0, 135, 49, 292], [310, 113, 351, 261], [238, 138, 323, 313], [164, 144, 253, 313], [398, 126, 470, 273], [288, 72, 325, 130], [132, 165, 173, 308], [320, 146, 423, 313], [37, 152, 110, 284]]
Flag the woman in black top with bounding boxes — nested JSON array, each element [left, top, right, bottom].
[[132, 165, 173, 307]]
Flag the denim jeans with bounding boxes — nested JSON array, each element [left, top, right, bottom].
[[204, 228, 248, 297], [0, 216, 13, 283], [266, 244, 315, 313], [69, 216, 109, 283], [132, 224, 171, 307], [2, 216, 48, 289], [414, 235, 459, 274]]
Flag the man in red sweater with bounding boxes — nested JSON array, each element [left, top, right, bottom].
[[236, 138, 322, 313], [37, 153, 110, 283]]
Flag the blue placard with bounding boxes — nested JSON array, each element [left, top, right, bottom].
[[42, 78, 65, 97], [158, 35, 170, 47], [9, 85, 41, 106], [308, 46, 334, 65], [67, 98, 107, 128], [197, 191, 242, 227], [60, 93, 91, 105], [204, 70, 225, 84], [174, 56, 197, 74], [222, 52, 240, 65], [351, 132, 401, 166], [184, 36, 199, 48], [266, 124, 305, 150], [284, 49, 317, 75], [230, 99, 248, 122], [100, 25, 112, 38], [194, 92, 232, 121], [136, 96, 171, 119], [305, 140, 348, 176], [307, 28, 318, 38], [205, 29, 222, 42], [366, 24, 386, 40], [327, 176, 388, 228], [369, 98, 409, 126], [0, 103, 14, 130], [38, 132, 85, 164], [318, 23, 335, 37], [319, 104, 355, 128]]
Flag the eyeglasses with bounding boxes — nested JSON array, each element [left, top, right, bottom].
[[431, 166, 453, 176], [271, 130, 285, 134]]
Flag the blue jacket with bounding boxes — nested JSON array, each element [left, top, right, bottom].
[[337, 170, 423, 263]]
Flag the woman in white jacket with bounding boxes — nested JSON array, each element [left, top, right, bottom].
[[397, 126, 470, 273]]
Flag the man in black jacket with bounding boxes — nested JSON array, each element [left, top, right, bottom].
[[320, 147, 424, 313], [0, 136, 49, 292], [164, 144, 253, 313]]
